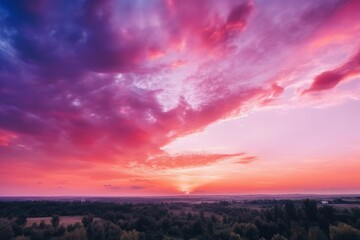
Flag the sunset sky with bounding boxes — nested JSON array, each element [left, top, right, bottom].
[[1, 0, 360, 196]]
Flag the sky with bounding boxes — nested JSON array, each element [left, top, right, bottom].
[[1, 0, 360, 196]]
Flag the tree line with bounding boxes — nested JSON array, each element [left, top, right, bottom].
[[0, 199, 360, 239]]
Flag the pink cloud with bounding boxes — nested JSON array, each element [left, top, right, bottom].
[[0, 130, 17, 147], [236, 156, 258, 164], [303, 49, 360, 93]]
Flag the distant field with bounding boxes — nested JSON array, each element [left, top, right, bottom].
[[26, 216, 100, 227], [330, 203, 360, 209]]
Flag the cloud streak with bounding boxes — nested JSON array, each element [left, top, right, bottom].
[[304, 48, 360, 93]]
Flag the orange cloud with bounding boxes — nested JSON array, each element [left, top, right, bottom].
[[145, 152, 245, 169]]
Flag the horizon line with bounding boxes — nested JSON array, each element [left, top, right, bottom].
[[1, 193, 360, 198]]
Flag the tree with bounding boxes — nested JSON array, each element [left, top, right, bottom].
[[308, 227, 328, 240], [39, 220, 46, 229], [318, 206, 335, 224], [0, 218, 14, 240], [61, 228, 87, 240], [191, 219, 204, 236], [272, 234, 288, 240], [233, 223, 259, 240], [67, 222, 82, 232], [302, 199, 317, 221], [93, 221, 105, 240], [229, 232, 244, 240], [120, 230, 139, 240], [51, 215, 60, 228], [329, 223, 360, 240], [211, 214, 217, 223], [54, 225, 66, 237], [290, 221, 307, 240], [255, 218, 278, 239], [285, 201, 298, 221], [82, 215, 94, 227], [16, 214, 27, 226], [105, 222, 121, 240], [43, 224, 55, 240], [103, 211, 117, 223], [87, 224, 95, 240]]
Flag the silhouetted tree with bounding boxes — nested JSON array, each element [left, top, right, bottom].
[[290, 221, 307, 240], [191, 219, 204, 236], [16, 214, 27, 226], [93, 221, 105, 240], [54, 224, 66, 237], [2, 199, 360, 240], [308, 227, 328, 240], [103, 211, 117, 223], [0, 218, 14, 240], [319, 206, 335, 224], [233, 223, 259, 240], [82, 214, 94, 227], [61, 228, 87, 240], [51, 215, 60, 228], [67, 222, 82, 232], [285, 201, 298, 221], [105, 222, 121, 240], [303, 199, 318, 221], [87, 224, 95, 240]]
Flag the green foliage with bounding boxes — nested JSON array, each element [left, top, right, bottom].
[[61, 228, 87, 240], [229, 232, 244, 240], [120, 230, 139, 240], [290, 221, 307, 240], [67, 222, 82, 232], [329, 223, 360, 240], [233, 222, 259, 240], [308, 227, 328, 240], [105, 222, 121, 240], [1, 200, 360, 240], [272, 233, 288, 240], [93, 221, 105, 240]]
